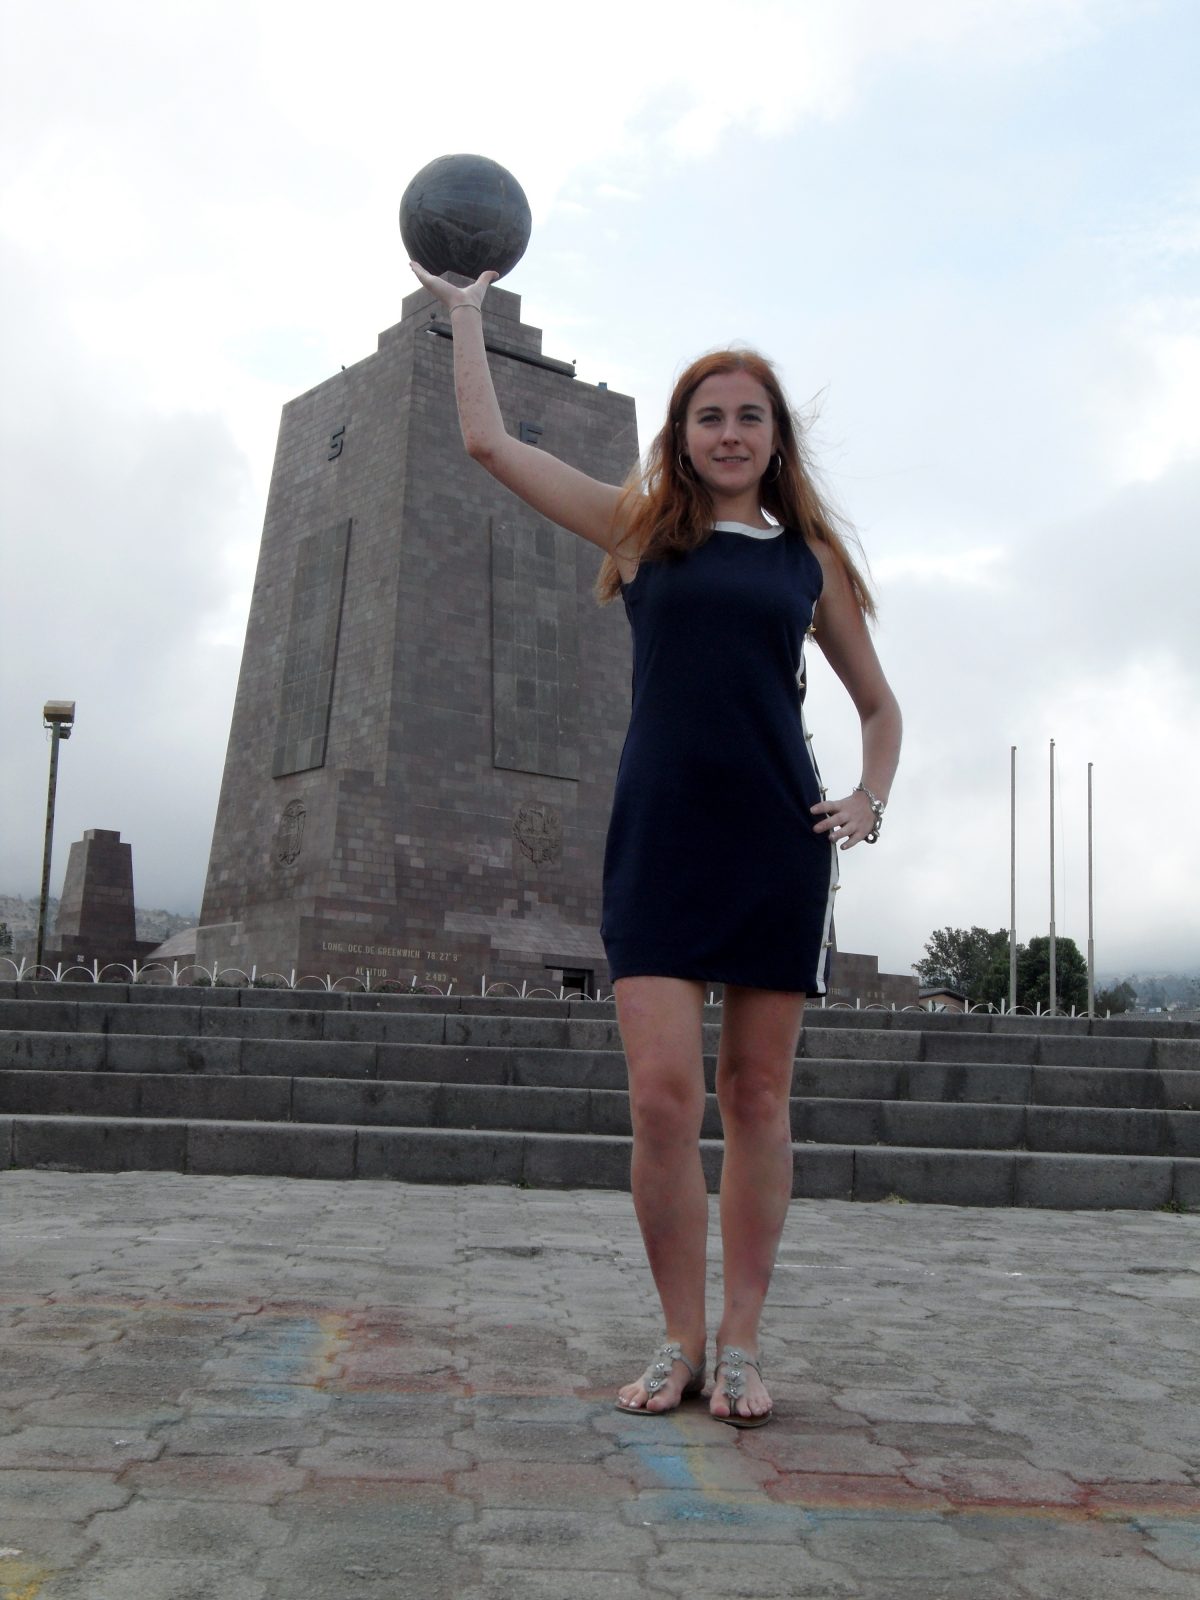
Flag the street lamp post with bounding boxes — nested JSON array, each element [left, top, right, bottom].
[[35, 701, 75, 971]]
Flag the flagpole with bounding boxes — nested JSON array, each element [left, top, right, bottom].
[[1049, 739, 1057, 1014], [1010, 745, 1017, 1011], [1087, 761, 1095, 1017]]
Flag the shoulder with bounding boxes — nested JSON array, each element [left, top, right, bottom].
[[610, 492, 655, 587], [803, 533, 850, 596], [803, 532, 834, 576], [792, 530, 835, 596]]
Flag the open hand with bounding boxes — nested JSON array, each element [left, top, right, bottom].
[[408, 261, 498, 315]]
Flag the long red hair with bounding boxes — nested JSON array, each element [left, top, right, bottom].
[[596, 348, 875, 618]]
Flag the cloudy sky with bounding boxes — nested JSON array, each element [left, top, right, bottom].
[[2, 0, 1197, 979]]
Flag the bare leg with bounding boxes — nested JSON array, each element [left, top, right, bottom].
[[613, 976, 709, 1412], [710, 984, 804, 1421]]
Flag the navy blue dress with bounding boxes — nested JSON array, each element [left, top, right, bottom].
[[601, 524, 837, 995]]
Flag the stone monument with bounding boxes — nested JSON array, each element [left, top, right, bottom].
[[45, 829, 159, 971], [196, 159, 638, 990]]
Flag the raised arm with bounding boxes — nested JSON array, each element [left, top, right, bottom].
[[409, 263, 625, 555], [806, 541, 902, 850]]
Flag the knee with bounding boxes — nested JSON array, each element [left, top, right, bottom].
[[717, 1063, 791, 1134], [628, 1071, 703, 1146]]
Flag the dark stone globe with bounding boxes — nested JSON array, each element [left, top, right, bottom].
[[400, 154, 532, 281]]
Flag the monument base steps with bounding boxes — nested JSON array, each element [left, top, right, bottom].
[[1, 986, 1197, 1210]]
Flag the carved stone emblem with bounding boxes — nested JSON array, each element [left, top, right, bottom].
[[513, 803, 562, 866], [277, 800, 306, 865]]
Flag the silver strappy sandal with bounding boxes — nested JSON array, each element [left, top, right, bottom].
[[615, 1341, 706, 1415], [713, 1345, 772, 1429]]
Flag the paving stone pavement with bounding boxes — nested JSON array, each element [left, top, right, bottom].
[[0, 1171, 1197, 1600]]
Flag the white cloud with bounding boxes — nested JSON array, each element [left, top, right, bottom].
[[814, 454, 1200, 973], [873, 546, 1008, 588], [1087, 296, 1200, 482]]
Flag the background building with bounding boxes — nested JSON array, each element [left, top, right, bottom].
[[825, 948, 920, 1009]]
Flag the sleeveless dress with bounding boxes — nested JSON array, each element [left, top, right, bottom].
[[601, 521, 837, 995]]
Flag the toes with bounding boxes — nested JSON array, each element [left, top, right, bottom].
[[711, 1378, 770, 1420], [618, 1380, 673, 1412], [642, 1384, 677, 1412], [618, 1381, 679, 1413]]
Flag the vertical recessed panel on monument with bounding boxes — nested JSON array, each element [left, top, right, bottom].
[[196, 282, 639, 989]]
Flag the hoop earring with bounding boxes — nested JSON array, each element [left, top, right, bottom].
[[765, 453, 782, 483], [676, 452, 691, 475]]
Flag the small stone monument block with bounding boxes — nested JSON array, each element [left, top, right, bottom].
[[55, 829, 137, 948], [46, 829, 159, 970]]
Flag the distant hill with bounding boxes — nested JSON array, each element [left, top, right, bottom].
[[0, 893, 197, 946]]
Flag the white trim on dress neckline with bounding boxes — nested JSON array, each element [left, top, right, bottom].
[[714, 519, 783, 541]]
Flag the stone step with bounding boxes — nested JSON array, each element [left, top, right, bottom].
[[798, 1059, 1200, 1110], [5, 1031, 1199, 1110], [2, 1113, 1196, 1210], [3, 999, 1199, 1069], [6, 989, 1198, 1210], [2, 1069, 1199, 1156], [0, 982, 608, 1018], [2, 984, 1197, 1039]]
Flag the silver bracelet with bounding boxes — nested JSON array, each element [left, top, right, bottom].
[[854, 783, 885, 844]]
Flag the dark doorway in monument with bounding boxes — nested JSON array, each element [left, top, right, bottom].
[[556, 966, 595, 999]]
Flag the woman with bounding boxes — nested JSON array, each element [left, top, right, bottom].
[[410, 262, 901, 1427]]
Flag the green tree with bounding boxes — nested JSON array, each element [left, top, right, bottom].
[[1017, 935, 1088, 1012], [977, 934, 1089, 1011], [0, 922, 11, 953], [913, 926, 1010, 1002], [979, 942, 1018, 1009]]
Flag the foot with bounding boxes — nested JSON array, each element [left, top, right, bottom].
[[616, 1340, 706, 1414], [710, 1344, 772, 1427]]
